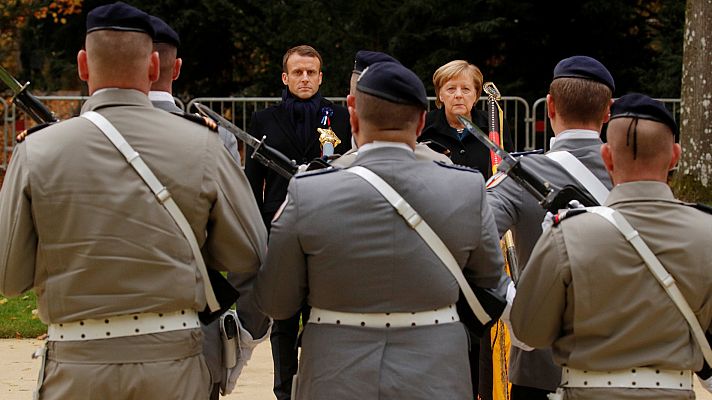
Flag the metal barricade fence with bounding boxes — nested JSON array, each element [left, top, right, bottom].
[[0, 95, 681, 171], [470, 96, 530, 152], [185, 97, 348, 131], [1, 95, 186, 171], [186, 96, 530, 151], [530, 97, 682, 152]]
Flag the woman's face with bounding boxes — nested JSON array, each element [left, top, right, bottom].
[[438, 74, 477, 119]]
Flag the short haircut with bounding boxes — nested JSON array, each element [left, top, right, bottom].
[[549, 78, 612, 125], [153, 42, 177, 87], [86, 30, 153, 80], [432, 60, 483, 108], [355, 91, 422, 130], [282, 45, 322, 72], [607, 117, 675, 167]]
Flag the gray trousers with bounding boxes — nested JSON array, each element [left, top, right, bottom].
[[39, 329, 211, 400]]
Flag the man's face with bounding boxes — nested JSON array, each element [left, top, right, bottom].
[[282, 54, 323, 99]]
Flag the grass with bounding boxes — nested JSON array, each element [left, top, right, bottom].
[[0, 291, 47, 338]]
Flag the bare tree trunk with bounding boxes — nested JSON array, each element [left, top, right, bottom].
[[673, 0, 712, 203]]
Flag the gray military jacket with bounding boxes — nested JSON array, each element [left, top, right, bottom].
[[511, 181, 712, 399], [255, 144, 505, 399], [0, 88, 267, 332], [486, 130, 612, 390]]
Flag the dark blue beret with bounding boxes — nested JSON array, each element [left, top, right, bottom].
[[357, 61, 428, 109], [353, 50, 401, 74], [150, 15, 180, 47], [610, 93, 679, 140], [553, 55, 615, 93], [87, 2, 154, 37]]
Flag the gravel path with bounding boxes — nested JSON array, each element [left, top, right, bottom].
[[0, 338, 273, 400]]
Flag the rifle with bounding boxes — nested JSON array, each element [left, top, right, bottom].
[[457, 114, 599, 213], [0, 65, 58, 125], [193, 103, 298, 179]]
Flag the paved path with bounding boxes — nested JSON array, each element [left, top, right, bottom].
[[0, 338, 274, 400], [2, 338, 712, 399]]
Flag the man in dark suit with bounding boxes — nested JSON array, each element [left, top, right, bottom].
[[245, 44, 350, 400]]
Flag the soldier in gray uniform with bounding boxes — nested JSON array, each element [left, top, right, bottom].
[[147, 15, 267, 399], [0, 3, 267, 399], [510, 93, 712, 399], [487, 56, 615, 399], [254, 61, 506, 399], [147, 15, 240, 164]]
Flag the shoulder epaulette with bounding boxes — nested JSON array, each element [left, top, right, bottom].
[[486, 171, 508, 189], [434, 161, 480, 174], [295, 166, 340, 179], [419, 139, 451, 156], [170, 111, 218, 132], [552, 208, 588, 226], [16, 122, 54, 142]]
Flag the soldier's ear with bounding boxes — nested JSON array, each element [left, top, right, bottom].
[[347, 94, 359, 136], [415, 110, 426, 138], [173, 58, 182, 81], [77, 49, 89, 81], [148, 51, 160, 83], [670, 143, 681, 171], [546, 94, 556, 120], [601, 143, 614, 175], [602, 98, 614, 123]]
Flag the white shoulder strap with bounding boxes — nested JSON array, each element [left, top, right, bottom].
[[546, 151, 609, 204], [586, 206, 712, 366], [345, 166, 491, 325], [81, 111, 220, 312]]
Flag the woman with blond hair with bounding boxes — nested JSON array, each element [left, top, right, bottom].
[[419, 60, 514, 400], [419, 60, 513, 179]]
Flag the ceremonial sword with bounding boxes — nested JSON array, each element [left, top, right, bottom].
[[193, 103, 298, 179], [483, 82, 520, 286]]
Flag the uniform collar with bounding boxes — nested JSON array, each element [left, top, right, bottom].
[[352, 142, 417, 165], [81, 88, 153, 113], [605, 181, 676, 206], [148, 90, 175, 103], [550, 129, 600, 148], [359, 140, 414, 154], [549, 129, 603, 152]]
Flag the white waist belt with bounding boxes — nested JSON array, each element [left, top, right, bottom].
[[47, 309, 200, 341], [561, 367, 693, 390], [309, 305, 459, 328]]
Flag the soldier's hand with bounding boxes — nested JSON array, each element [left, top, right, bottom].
[[541, 211, 556, 232], [221, 318, 272, 395]]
